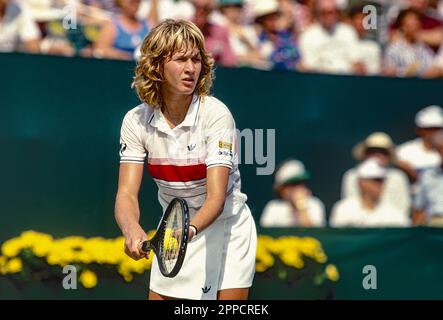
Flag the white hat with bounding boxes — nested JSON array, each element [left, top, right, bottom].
[[352, 132, 396, 161], [27, 0, 66, 22], [357, 159, 387, 179], [275, 160, 310, 186], [415, 105, 443, 128], [251, 0, 279, 20]]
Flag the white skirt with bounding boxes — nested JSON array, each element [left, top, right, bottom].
[[149, 203, 257, 300]]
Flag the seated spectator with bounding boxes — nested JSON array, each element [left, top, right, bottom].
[[426, 44, 443, 77], [137, 0, 194, 26], [94, 0, 150, 60], [397, 105, 443, 183], [413, 130, 443, 226], [192, 0, 237, 66], [348, 3, 382, 75], [260, 159, 326, 227], [217, 0, 267, 69], [252, 0, 300, 70], [331, 159, 410, 227], [298, 0, 359, 74], [384, 8, 435, 77], [409, 0, 443, 51], [342, 132, 411, 217], [291, 0, 315, 35], [0, 0, 41, 53]]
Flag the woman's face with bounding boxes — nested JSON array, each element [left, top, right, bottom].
[[260, 12, 279, 32], [162, 45, 202, 97], [402, 13, 421, 40], [220, 5, 243, 24], [118, 0, 141, 18]]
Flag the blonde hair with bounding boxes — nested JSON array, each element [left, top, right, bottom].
[[133, 19, 215, 108]]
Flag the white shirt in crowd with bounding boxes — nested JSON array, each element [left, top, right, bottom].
[[341, 167, 411, 216], [330, 197, 410, 227], [216, 15, 259, 61], [397, 138, 442, 174], [260, 198, 326, 227], [0, 0, 41, 52], [299, 22, 359, 74], [137, 0, 195, 22], [433, 46, 443, 69], [350, 39, 382, 75]]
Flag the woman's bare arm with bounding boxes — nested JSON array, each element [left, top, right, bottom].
[[188, 166, 230, 234], [115, 163, 148, 260]]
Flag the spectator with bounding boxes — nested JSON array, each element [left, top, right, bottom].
[[298, 0, 359, 74], [331, 159, 410, 227], [252, 0, 300, 70], [291, 0, 315, 34], [409, 0, 443, 50], [260, 159, 326, 227], [192, 0, 237, 66], [413, 130, 443, 226], [137, 0, 194, 26], [94, 0, 150, 60], [426, 44, 443, 77], [384, 8, 435, 77], [0, 0, 41, 53], [348, 3, 382, 75], [217, 0, 267, 69], [397, 105, 443, 182], [342, 132, 411, 217]]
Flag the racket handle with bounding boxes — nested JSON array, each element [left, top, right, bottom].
[[141, 240, 151, 252]]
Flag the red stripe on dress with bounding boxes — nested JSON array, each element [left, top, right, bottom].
[[147, 163, 207, 182]]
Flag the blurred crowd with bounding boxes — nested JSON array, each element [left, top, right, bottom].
[[1, 0, 443, 77], [260, 105, 443, 228]]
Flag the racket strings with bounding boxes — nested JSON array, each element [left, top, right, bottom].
[[161, 204, 182, 274]]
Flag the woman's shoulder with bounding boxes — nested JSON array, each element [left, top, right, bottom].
[[200, 95, 233, 119], [123, 103, 154, 126]]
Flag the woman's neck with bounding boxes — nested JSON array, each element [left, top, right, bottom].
[[161, 93, 193, 128], [120, 13, 139, 26]]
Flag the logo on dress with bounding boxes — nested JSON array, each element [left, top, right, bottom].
[[119, 143, 127, 156], [187, 144, 196, 151], [202, 285, 211, 294]]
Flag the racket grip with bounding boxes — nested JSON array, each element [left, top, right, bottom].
[[141, 240, 151, 252]]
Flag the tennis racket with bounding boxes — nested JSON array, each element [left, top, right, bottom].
[[141, 197, 190, 278]]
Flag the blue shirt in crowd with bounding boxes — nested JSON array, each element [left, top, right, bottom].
[[113, 18, 149, 55], [414, 166, 443, 218]]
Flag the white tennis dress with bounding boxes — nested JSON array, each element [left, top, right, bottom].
[[119, 95, 257, 300]]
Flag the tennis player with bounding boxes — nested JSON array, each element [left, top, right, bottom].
[[114, 19, 257, 300]]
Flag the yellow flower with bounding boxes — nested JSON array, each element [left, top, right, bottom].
[[163, 228, 179, 251], [325, 264, 339, 282], [80, 270, 98, 288], [1, 239, 23, 258], [3, 257, 23, 274]]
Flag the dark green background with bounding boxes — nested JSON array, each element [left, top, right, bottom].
[[1, 53, 443, 299]]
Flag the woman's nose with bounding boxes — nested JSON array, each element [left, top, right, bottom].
[[185, 59, 195, 73]]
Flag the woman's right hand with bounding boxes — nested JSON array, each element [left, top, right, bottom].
[[123, 224, 148, 261]]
